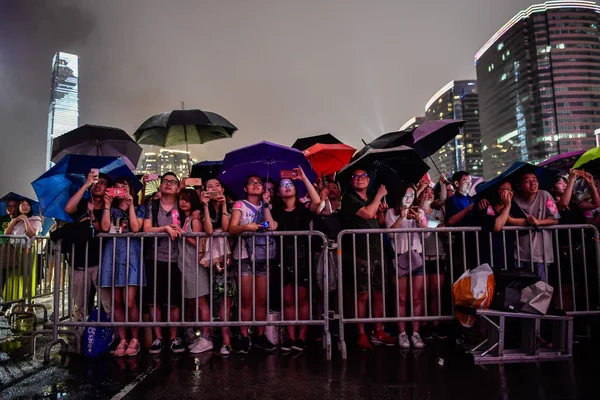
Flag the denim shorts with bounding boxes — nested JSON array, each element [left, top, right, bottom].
[[233, 258, 269, 277]]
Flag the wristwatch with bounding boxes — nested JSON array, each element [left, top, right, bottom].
[[263, 203, 272, 210]]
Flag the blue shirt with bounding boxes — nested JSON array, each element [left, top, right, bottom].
[[445, 193, 475, 227]]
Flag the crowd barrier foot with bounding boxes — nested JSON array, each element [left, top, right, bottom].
[[43, 338, 68, 364], [472, 309, 573, 365]]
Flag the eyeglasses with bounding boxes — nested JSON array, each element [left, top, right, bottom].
[[162, 179, 179, 186], [352, 173, 369, 180], [280, 182, 294, 188], [247, 180, 263, 186]]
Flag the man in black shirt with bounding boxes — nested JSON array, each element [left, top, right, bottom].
[[341, 168, 395, 350], [64, 170, 112, 322]]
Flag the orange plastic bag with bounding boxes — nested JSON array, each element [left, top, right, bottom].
[[452, 263, 495, 327]]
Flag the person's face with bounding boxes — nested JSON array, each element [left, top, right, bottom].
[[446, 184, 455, 198], [92, 177, 109, 196], [554, 178, 567, 195], [498, 182, 513, 197], [519, 173, 539, 196], [326, 182, 340, 199], [244, 176, 263, 196], [206, 179, 224, 194], [420, 187, 434, 203], [178, 196, 191, 211], [278, 179, 296, 198], [351, 170, 369, 190], [402, 187, 416, 206], [160, 175, 180, 195], [264, 182, 275, 197], [19, 200, 31, 215], [454, 175, 472, 195], [5, 200, 17, 217]]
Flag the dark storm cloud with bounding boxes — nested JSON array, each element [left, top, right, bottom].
[[0, 0, 535, 197]]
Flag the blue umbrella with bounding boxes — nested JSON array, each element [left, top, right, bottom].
[[219, 141, 317, 200], [31, 155, 140, 222], [476, 162, 558, 200], [0, 193, 41, 216]]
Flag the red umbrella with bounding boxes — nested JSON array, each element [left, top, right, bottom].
[[303, 143, 356, 177]]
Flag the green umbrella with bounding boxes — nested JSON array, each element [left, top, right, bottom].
[[573, 147, 600, 176]]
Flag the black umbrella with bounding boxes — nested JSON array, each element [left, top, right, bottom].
[[51, 125, 142, 170], [338, 146, 429, 199], [292, 133, 342, 151], [406, 120, 466, 159], [190, 160, 223, 181]]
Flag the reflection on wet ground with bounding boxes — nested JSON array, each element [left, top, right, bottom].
[[2, 330, 598, 400]]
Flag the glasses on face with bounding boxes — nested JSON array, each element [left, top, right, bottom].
[[352, 173, 368, 181], [247, 180, 263, 187], [280, 182, 294, 189], [162, 179, 179, 186]]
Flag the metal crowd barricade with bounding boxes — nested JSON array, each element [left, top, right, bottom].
[[335, 225, 600, 360], [36, 230, 332, 362]]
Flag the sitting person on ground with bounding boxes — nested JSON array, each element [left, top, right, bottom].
[[385, 182, 428, 350]]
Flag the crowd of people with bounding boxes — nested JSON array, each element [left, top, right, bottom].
[[2, 160, 599, 358]]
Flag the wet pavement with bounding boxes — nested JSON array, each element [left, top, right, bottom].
[[1, 326, 599, 400]]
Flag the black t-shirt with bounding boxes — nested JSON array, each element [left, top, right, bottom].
[[340, 191, 381, 259], [558, 201, 586, 247], [473, 204, 516, 269], [272, 204, 314, 266], [67, 199, 103, 269]]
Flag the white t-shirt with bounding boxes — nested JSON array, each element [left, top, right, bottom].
[[384, 209, 424, 255], [232, 200, 261, 260], [10, 216, 42, 245]]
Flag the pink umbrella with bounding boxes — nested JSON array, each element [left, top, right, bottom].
[[539, 150, 585, 172]]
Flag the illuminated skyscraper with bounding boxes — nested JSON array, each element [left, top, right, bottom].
[[475, 1, 600, 180], [46, 52, 79, 169], [135, 149, 197, 179], [398, 116, 425, 131]]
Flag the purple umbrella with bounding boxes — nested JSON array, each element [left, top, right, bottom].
[[539, 150, 586, 172], [219, 141, 317, 200], [409, 120, 466, 158]]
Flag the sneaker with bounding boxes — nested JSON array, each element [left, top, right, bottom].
[[371, 330, 395, 347], [357, 333, 373, 351], [186, 328, 200, 348], [109, 337, 120, 355], [170, 337, 185, 353], [220, 344, 233, 356], [281, 338, 294, 352], [411, 332, 425, 349], [113, 339, 128, 357], [189, 337, 214, 354], [255, 335, 276, 352], [238, 336, 251, 354], [292, 339, 306, 353], [149, 339, 165, 355], [398, 332, 410, 349], [125, 338, 140, 357]]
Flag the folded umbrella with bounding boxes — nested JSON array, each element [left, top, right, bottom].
[[51, 125, 142, 171], [191, 160, 223, 181], [303, 143, 356, 177], [219, 141, 316, 200], [573, 147, 600, 177], [292, 133, 342, 151], [539, 150, 585, 172], [32, 155, 141, 222]]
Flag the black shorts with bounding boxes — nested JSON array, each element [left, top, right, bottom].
[[424, 258, 448, 275], [143, 260, 183, 308]]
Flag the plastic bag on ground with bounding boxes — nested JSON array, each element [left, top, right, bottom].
[[452, 263, 495, 327], [520, 281, 554, 315]]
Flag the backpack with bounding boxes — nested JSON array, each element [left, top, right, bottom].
[[241, 200, 276, 263]]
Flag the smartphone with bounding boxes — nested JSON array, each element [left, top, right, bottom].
[[280, 170, 298, 179], [90, 168, 99, 184], [146, 174, 159, 181], [185, 178, 203, 187], [106, 187, 126, 198], [204, 191, 221, 199], [410, 206, 420, 212]]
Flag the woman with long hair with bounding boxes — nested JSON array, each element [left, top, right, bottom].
[[385, 182, 427, 350], [271, 167, 321, 354], [99, 178, 145, 357]]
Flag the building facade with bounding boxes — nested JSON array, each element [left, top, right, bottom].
[[424, 80, 482, 178], [46, 52, 79, 170], [398, 116, 425, 131], [135, 149, 197, 179], [475, 1, 600, 179]]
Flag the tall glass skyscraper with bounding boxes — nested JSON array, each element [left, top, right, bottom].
[[424, 80, 482, 178], [46, 52, 79, 169], [475, 1, 600, 180]]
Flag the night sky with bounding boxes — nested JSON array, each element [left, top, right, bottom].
[[0, 0, 538, 197]]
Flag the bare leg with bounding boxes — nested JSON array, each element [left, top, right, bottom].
[[220, 296, 233, 345], [240, 276, 253, 337], [255, 276, 268, 336], [397, 278, 408, 333], [197, 296, 211, 336], [284, 284, 296, 340], [127, 286, 140, 339], [412, 276, 425, 333], [356, 292, 368, 335], [169, 307, 180, 340], [113, 288, 127, 340]]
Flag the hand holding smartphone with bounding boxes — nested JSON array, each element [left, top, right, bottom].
[[280, 170, 298, 179], [90, 168, 99, 184], [105, 187, 126, 198], [184, 178, 202, 187]]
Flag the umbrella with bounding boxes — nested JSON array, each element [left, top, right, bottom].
[[191, 160, 223, 181], [219, 141, 317, 200], [134, 109, 237, 149], [469, 176, 485, 196], [476, 162, 558, 200], [337, 146, 429, 202], [407, 120, 466, 159], [303, 143, 356, 177], [0, 193, 41, 216], [573, 147, 600, 177], [292, 133, 342, 151], [539, 150, 585, 172], [51, 125, 143, 171], [32, 155, 141, 222]]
